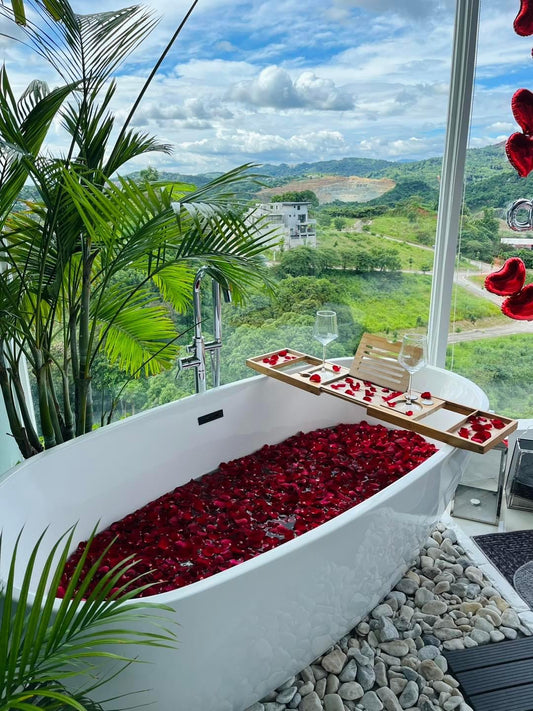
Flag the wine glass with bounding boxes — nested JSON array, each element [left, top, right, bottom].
[[313, 310, 338, 373], [397, 333, 427, 412]]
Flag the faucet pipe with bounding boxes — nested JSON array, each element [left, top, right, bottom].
[[178, 267, 231, 393], [207, 280, 231, 388], [178, 267, 208, 393]]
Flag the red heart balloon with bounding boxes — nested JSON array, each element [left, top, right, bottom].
[[502, 283, 533, 320], [484, 257, 526, 295], [514, 0, 533, 35], [512, 89, 533, 134], [506, 132, 533, 177]]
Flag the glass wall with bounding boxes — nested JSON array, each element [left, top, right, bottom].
[[448, 0, 533, 418], [7, 0, 529, 441], [79, 0, 462, 419]]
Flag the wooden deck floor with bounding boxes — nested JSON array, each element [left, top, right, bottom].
[[444, 636, 533, 711]]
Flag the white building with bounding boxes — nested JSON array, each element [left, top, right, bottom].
[[250, 202, 317, 250], [501, 237, 533, 250]]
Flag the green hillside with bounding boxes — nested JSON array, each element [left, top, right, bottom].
[[15, 142, 527, 210], [258, 156, 394, 180]]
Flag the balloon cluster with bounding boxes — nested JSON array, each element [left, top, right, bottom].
[[506, 2, 533, 176]]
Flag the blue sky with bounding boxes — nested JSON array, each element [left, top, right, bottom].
[[1, 0, 531, 173]]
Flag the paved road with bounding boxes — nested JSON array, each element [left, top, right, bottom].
[[448, 320, 533, 343]]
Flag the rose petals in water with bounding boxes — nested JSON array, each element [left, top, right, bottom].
[[59, 422, 437, 598]]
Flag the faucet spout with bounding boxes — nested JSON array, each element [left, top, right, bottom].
[[178, 267, 229, 394]]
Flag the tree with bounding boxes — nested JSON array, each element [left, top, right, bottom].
[[273, 276, 341, 316], [277, 246, 327, 277], [333, 217, 345, 231], [271, 189, 319, 207], [370, 247, 402, 272], [139, 166, 160, 183], [0, 0, 272, 457]]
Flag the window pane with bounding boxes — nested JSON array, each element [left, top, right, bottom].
[[449, 0, 533, 419], [210, 2, 456, 387]]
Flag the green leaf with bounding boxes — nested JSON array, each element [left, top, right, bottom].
[[0, 527, 177, 709]]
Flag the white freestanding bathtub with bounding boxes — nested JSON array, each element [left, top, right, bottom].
[[0, 363, 487, 711]]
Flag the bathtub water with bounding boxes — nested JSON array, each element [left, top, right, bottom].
[[0, 363, 487, 711]]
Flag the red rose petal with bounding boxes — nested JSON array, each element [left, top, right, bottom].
[[309, 374, 321, 383], [332, 364, 341, 372], [472, 430, 491, 443]]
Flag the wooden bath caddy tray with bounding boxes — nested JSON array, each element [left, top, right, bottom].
[[246, 334, 517, 454]]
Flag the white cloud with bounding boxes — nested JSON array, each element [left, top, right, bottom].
[[488, 121, 515, 132], [230, 66, 353, 110], [359, 135, 433, 158], [332, 0, 454, 20], [181, 128, 347, 160]]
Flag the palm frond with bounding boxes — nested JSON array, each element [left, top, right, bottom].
[[60, 168, 274, 301], [0, 527, 177, 708], [104, 128, 172, 177], [176, 163, 263, 208], [0, 67, 75, 224], [95, 286, 180, 375], [150, 263, 194, 313], [0, 2, 157, 92]]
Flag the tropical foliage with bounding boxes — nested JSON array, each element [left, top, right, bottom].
[[0, 0, 272, 457], [0, 527, 177, 710]]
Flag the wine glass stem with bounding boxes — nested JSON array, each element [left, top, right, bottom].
[[322, 344, 327, 372], [406, 373, 413, 403]]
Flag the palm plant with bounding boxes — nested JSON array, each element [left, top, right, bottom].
[[0, 527, 177, 710], [0, 0, 273, 455]]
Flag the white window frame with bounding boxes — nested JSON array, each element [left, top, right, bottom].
[[428, 0, 480, 367]]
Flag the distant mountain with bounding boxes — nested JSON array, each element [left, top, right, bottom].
[[258, 156, 394, 180], [13, 143, 525, 211]]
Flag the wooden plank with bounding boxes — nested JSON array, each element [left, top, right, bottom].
[[246, 349, 324, 394], [445, 638, 533, 710], [246, 349, 350, 395], [445, 637, 533, 672], [468, 683, 533, 711], [455, 658, 533, 695], [349, 333, 410, 391]]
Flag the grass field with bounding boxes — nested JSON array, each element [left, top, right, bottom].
[[328, 272, 501, 334], [318, 226, 435, 271], [369, 213, 438, 246], [447, 334, 533, 418]]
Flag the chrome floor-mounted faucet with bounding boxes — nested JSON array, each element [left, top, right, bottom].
[[178, 267, 231, 393]]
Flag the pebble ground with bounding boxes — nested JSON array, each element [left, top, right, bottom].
[[245, 522, 532, 711]]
